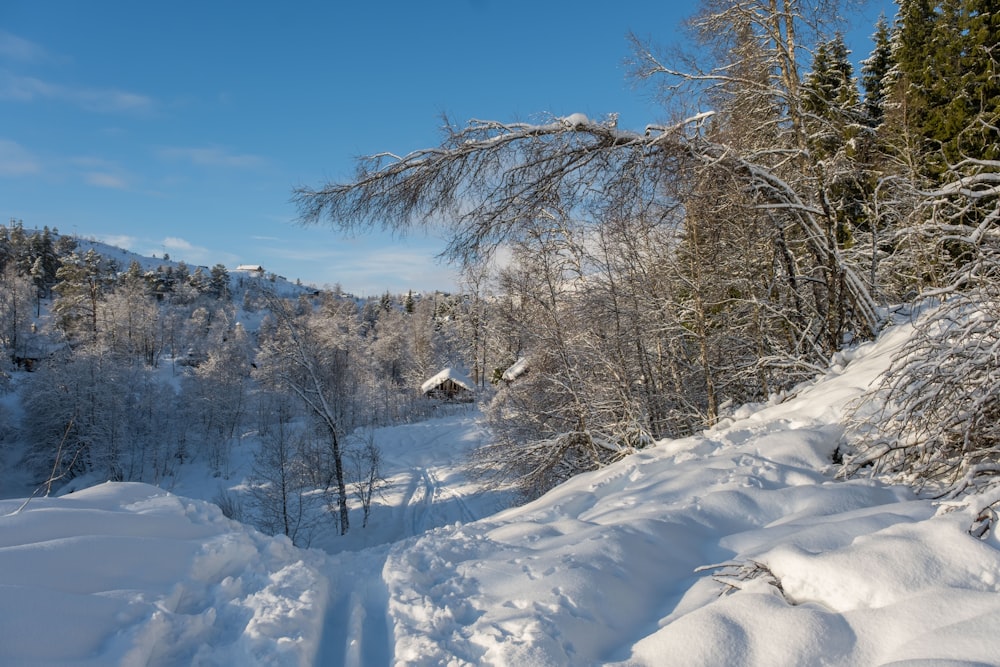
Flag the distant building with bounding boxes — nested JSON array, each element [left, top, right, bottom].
[[234, 264, 265, 275], [421, 368, 474, 402]]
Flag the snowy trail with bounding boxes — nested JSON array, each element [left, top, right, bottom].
[[10, 320, 1000, 665], [317, 546, 392, 667], [313, 407, 515, 665], [312, 322, 1000, 666]]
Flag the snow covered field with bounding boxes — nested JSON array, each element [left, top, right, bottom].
[[4, 318, 1000, 665]]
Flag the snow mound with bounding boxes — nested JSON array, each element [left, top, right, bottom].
[[5, 317, 1000, 666], [0, 483, 327, 666], [374, 320, 1000, 666]]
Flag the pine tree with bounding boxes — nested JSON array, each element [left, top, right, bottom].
[[803, 33, 860, 157], [861, 14, 894, 127], [208, 264, 230, 300], [883, 0, 937, 173], [955, 0, 1000, 162], [924, 0, 968, 166], [53, 249, 112, 342]]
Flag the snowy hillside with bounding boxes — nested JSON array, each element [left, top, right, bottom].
[[4, 316, 1000, 665], [69, 235, 317, 299]]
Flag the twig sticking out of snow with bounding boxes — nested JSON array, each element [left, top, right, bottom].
[[697, 560, 796, 604]]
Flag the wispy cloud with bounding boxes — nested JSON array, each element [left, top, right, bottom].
[[318, 247, 456, 294], [97, 234, 138, 250], [85, 171, 128, 189], [149, 236, 239, 267], [0, 30, 53, 64], [162, 237, 199, 252], [0, 138, 41, 176], [157, 146, 265, 169], [89, 234, 236, 268], [70, 156, 131, 190], [0, 70, 153, 113]]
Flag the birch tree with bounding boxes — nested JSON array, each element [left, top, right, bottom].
[[292, 0, 879, 492], [254, 293, 355, 533], [0, 266, 36, 368]]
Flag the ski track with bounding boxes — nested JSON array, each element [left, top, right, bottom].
[[318, 546, 393, 667], [318, 409, 498, 666]]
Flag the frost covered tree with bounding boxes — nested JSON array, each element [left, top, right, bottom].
[[21, 345, 183, 485], [97, 273, 164, 367], [0, 266, 37, 368], [847, 142, 1000, 495], [291, 0, 884, 493], [52, 249, 113, 344], [348, 432, 386, 528], [254, 293, 357, 533], [247, 403, 323, 546], [182, 318, 254, 473], [846, 280, 1000, 497]]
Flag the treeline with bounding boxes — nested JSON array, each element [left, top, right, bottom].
[[4, 0, 997, 515], [294, 0, 999, 498], [0, 221, 480, 540]]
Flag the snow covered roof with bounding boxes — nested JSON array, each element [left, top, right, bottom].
[[234, 264, 264, 272], [501, 357, 528, 382], [420, 367, 473, 394]]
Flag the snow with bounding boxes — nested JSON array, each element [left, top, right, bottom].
[[561, 113, 590, 128], [5, 317, 1000, 665], [500, 356, 528, 382], [0, 483, 328, 666], [419, 367, 474, 395]]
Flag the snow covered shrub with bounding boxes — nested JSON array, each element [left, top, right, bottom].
[[845, 289, 1000, 497]]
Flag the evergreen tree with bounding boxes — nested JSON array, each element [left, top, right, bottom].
[[0, 223, 11, 274], [861, 14, 894, 127], [53, 249, 112, 342], [803, 33, 860, 157], [208, 264, 230, 300], [883, 0, 937, 173], [955, 0, 1000, 162], [924, 0, 968, 166], [27, 227, 59, 298]]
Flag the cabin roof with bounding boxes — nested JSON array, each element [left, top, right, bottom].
[[420, 367, 474, 394]]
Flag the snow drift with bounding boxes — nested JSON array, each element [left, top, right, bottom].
[[0, 483, 328, 666], [4, 316, 1000, 665]]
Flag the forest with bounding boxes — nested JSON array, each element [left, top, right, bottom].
[[0, 223, 480, 540], [293, 0, 1000, 499], [2, 0, 999, 543]]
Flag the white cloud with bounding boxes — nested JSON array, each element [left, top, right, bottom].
[[0, 138, 41, 176], [318, 248, 457, 295], [96, 234, 138, 250], [85, 172, 127, 189], [157, 146, 265, 169], [0, 31, 51, 63], [0, 71, 153, 113], [150, 236, 239, 267], [162, 237, 196, 252], [86, 233, 237, 269]]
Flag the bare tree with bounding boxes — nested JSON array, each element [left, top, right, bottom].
[[845, 157, 1000, 497], [292, 0, 880, 495], [0, 266, 36, 368], [348, 431, 386, 528], [254, 293, 355, 533], [293, 115, 878, 358], [248, 411, 323, 547]]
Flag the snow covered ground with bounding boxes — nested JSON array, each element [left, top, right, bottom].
[[4, 318, 1000, 665]]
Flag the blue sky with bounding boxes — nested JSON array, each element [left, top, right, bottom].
[[2, 1, 892, 295]]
